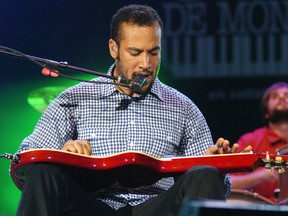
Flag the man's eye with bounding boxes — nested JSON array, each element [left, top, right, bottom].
[[150, 52, 159, 56], [130, 52, 140, 56]]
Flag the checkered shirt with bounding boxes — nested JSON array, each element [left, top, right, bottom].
[[19, 65, 231, 210]]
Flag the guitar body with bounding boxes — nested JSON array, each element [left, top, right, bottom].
[[10, 149, 287, 191]]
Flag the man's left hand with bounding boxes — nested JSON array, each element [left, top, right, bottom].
[[205, 137, 252, 155]]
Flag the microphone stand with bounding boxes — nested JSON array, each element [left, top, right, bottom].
[[0, 46, 131, 85]]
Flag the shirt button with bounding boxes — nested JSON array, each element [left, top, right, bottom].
[[129, 120, 135, 124], [129, 142, 134, 147]]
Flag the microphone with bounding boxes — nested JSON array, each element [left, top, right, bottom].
[[128, 74, 147, 94]]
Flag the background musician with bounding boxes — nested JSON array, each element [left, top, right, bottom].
[[231, 82, 288, 203], [15, 4, 250, 216]]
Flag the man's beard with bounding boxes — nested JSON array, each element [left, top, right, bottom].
[[115, 61, 155, 94], [268, 109, 288, 123]]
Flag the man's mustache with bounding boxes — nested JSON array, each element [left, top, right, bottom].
[[133, 68, 153, 75]]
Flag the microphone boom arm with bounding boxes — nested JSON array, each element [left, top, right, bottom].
[[0, 46, 131, 85]]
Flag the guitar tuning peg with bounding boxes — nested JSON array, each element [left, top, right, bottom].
[[275, 156, 282, 164], [263, 151, 272, 170], [273, 156, 286, 173], [265, 163, 272, 170], [266, 151, 271, 162], [274, 188, 281, 199], [262, 151, 271, 163], [278, 167, 285, 173]]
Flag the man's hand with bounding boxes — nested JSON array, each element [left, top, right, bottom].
[[205, 137, 252, 155], [62, 140, 92, 155]]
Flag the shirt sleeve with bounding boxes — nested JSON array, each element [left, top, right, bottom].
[[178, 100, 231, 197], [18, 91, 77, 152], [178, 101, 214, 156]]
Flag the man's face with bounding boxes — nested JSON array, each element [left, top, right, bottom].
[[266, 87, 288, 122], [110, 22, 161, 94]]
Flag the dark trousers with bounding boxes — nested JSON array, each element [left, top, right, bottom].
[[16, 164, 226, 216]]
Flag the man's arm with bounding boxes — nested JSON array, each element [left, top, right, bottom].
[[231, 168, 279, 190]]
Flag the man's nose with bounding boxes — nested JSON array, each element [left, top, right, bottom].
[[278, 94, 288, 102], [139, 54, 151, 70]]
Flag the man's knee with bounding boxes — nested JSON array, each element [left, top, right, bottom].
[[186, 165, 224, 187], [185, 165, 226, 199], [188, 165, 220, 177], [28, 163, 62, 178]]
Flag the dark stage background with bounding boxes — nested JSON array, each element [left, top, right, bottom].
[[1, 0, 288, 215]]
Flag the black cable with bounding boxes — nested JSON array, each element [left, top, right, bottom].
[[0, 153, 14, 160]]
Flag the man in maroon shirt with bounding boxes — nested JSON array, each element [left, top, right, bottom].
[[230, 82, 288, 204]]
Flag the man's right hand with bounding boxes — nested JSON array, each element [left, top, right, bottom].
[[62, 140, 92, 155]]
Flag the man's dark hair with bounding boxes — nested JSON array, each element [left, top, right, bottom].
[[110, 4, 163, 45]]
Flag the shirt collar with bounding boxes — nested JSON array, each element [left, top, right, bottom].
[[266, 127, 286, 146], [99, 64, 118, 97], [150, 79, 164, 101]]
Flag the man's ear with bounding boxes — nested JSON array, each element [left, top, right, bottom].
[[109, 39, 118, 59]]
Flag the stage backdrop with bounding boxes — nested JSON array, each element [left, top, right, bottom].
[[0, 0, 287, 215]]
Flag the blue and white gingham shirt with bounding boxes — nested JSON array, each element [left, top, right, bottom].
[[19, 65, 231, 209]]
